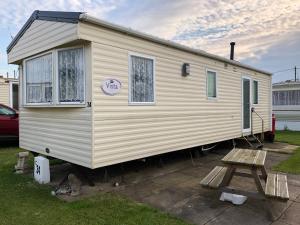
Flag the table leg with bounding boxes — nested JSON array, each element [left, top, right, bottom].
[[251, 168, 264, 194], [220, 166, 235, 187], [260, 166, 267, 181]]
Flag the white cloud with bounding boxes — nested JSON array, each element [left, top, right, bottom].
[[172, 0, 300, 60], [0, 0, 124, 33], [108, 0, 300, 61], [0, 0, 299, 65]]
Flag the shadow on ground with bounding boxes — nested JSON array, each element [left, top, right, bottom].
[[43, 142, 300, 225], [0, 140, 19, 148]]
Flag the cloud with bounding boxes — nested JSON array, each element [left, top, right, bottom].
[[0, 0, 124, 33], [0, 0, 299, 74], [108, 0, 300, 61], [173, 0, 300, 60]]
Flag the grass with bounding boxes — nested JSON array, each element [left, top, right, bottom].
[[273, 131, 300, 174], [0, 147, 189, 225], [274, 130, 300, 146]]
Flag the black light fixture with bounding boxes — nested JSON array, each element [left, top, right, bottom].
[[182, 63, 190, 76]]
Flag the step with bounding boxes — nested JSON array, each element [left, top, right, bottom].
[[247, 136, 258, 142], [251, 143, 264, 150]]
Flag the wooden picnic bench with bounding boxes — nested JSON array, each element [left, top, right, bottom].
[[200, 148, 289, 220]]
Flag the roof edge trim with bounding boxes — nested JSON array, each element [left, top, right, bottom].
[[7, 10, 82, 53], [79, 13, 272, 76], [7, 10, 272, 75]]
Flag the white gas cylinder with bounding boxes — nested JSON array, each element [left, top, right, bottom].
[[34, 156, 50, 184]]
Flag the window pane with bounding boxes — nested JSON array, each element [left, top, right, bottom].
[[207, 71, 216, 98], [0, 105, 15, 115], [273, 90, 300, 105], [253, 81, 258, 104], [130, 55, 154, 103], [243, 79, 251, 129], [58, 48, 84, 103], [26, 53, 52, 103]]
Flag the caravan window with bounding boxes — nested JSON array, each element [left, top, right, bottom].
[[24, 47, 85, 106], [25, 53, 53, 104], [129, 54, 155, 104], [273, 90, 300, 105], [253, 80, 258, 104], [58, 48, 84, 103], [206, 70, 217, 99]]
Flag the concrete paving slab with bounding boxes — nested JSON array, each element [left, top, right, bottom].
[[179, 165, 216, 178], [170, 194, 232, 225], [265, 153, 290, 171], [278, 202, 300, 225], [295, 195, 300, 203], [287, 183, 300, 201], [142, 186, 198, 210], [151, 171, 195, 186], [48, 143, 300, 225], [117, 180, 166, 202], [205, 200, 271, 225], [270, 221, 290, 225], [264, 142, 298, 154]]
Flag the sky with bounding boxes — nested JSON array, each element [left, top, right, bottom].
[[0, 0, 299, 83]]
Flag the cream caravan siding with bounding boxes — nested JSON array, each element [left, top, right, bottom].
[[18, 44, 93, 168], [19, 108, 92, 167], [78, 22, 271, 168], [0, 82, 9, 105], [8, 20, 78, 64], [249, 73, 272, 134]]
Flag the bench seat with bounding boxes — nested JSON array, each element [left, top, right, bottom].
[[200, 166, 228, 189], [265, 173, 289, 200]]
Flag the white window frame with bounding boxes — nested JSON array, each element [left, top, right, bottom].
[[23, 51, 55, 106], [253, 80, 259, 105], [22, 46, 86, 107], [56, 46, 86, 105], [206, 68, 218, 100], [128, 52, 156, 105]]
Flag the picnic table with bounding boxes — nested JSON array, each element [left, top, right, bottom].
[[200, 148, 289, 205]]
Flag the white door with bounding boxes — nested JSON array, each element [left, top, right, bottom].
[[242, 77, 251, 133]]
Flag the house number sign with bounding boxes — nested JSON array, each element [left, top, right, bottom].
[[101, 79, 122, 96]]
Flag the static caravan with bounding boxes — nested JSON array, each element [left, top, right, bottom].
[[0, 76, 19, 110], [273, 81, 300, 131], [7, 10, 272, 169]]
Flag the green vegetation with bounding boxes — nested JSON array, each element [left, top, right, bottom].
[[275, 130, 300, 146], [273, 131, 300, 174], [0, 147, 188, 225]]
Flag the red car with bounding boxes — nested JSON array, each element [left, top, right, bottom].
[[0, 104, 19, 140]]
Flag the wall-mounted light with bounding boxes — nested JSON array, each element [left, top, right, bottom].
[[182, 63, 190, 76]]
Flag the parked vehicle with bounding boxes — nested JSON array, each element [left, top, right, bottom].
[[0, 104, 19, 140]]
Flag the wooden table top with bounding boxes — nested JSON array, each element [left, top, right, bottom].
[[221, 148, 267, 167]]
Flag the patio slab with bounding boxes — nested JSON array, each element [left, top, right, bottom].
[[278, 202, 300, 225], [264, 142, 298, 154], [113, 147, 300, 225], [49, 143, 300, 225], [205, 200, 270, 225]]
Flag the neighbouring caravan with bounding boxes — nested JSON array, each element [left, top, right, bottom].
[[273, 80, 300, 131], [0, 76, 19, 110], [7, 11, 272, 169]]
